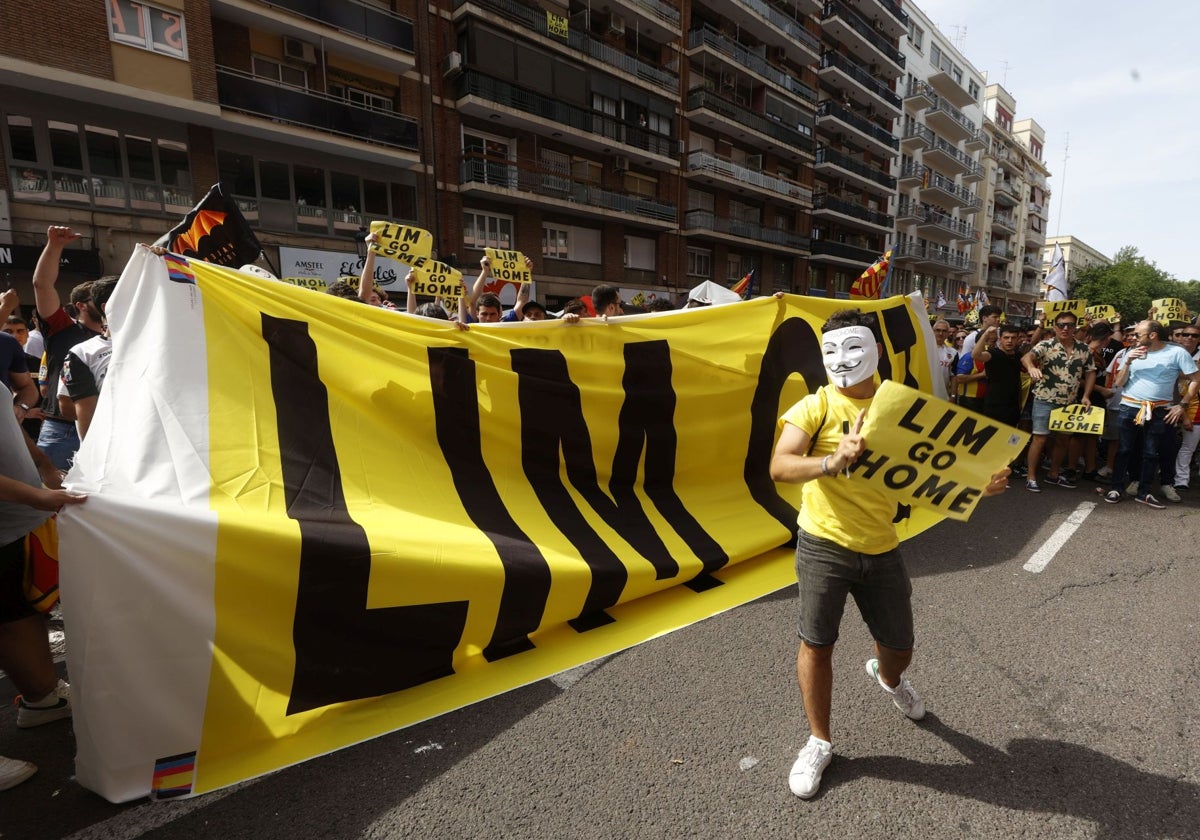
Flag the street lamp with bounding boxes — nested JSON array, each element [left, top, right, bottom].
[[353, 226, 368, 259]]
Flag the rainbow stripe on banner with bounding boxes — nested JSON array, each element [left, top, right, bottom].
[[163, 253, 196, 285], [151, 751, 197, 799]]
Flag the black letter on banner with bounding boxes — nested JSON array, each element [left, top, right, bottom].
[[427, 346, 553, 662], [877, 304, 920, 389], [744, 317, 826, 539], [511, 348, 632, 631], [262, 316, 469, 716], [614, 341, 729, 585]]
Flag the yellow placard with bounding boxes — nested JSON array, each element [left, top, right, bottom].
[[369, 221, 433, 262], [1048, 404, 1105, 435], [1084, 304, 1119, 325], [1151, 297, 1187, 325], [547, 9, 569, 38], [1041, 299, 1086, 328], [408, 255, 465, 304], [857, 381, 1029, 521], [484, 248, 532, 286]]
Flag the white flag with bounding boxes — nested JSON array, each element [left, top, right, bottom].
[[1044, 243, 1067, 301]]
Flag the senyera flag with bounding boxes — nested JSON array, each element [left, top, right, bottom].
[[731, 268, 754, 298], [849, 249, 893, 300], [155, 183, 262, 267], [60, 250, 948, 802]]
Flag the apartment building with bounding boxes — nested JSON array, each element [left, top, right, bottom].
[[1042, 235, 1112, 289], [973, 83, 1052, 324], [893, 5, 985, 317]]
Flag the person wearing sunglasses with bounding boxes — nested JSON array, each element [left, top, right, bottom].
[[1020, 313, 1097, 492]]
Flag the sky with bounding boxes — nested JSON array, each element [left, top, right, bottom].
[[911, 0, 1200, 281]]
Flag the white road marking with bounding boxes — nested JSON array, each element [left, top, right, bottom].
[[1023, 501, 1096, 573], [60, 778, 264, 840]]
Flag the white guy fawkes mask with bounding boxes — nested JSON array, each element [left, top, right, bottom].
[[822, 326, 880, 388]]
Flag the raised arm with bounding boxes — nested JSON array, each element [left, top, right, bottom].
[[357, 232, 379, 304], [34, 226, 81, 319]]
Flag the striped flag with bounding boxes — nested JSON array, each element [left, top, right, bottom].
[[731, 268, 754, 298], [849, 249, 892, 300], [1044, 243, 1067, 301]]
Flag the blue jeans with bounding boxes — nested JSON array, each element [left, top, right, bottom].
[[36, 418, 79, 472], [1111, 404, 1168, 495]]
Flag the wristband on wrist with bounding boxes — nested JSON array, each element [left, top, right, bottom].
[[820, 454, 831, 476]]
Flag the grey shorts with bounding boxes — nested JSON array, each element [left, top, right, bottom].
[[795, 529, 914, 650]]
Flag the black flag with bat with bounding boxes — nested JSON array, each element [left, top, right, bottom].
[[155, 183, 262, 267]]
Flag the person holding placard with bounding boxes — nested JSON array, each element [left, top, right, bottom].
[[770, 309, 1009, 800], [1103, 320, 1200, 507], [1020, 312, 1097, 492]]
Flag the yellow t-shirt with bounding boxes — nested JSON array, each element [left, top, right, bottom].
[[780, 387, 900, 555]]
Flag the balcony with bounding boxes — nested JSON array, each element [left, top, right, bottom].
[[924, 97, 976, 142], [729, 0, 822, 65], [988, 244, 1016, 264], [808, 238, 882, 266], [814, 146, 896, 195], [991, 210, 1017, 234], [916, 205, 976, 244], [992, 178, 1020, 207], [687, 89, 814, 158], [895, 196, 922, 223], [914, 243, 975, 274], [687, 26, 815, 105], [818, 52, 901, 117], [811, 193, 894, 232], [985, 270, 1010, 289], [819, 1, 906, 79], [816, 100, 898, 157], [896, 160, 926, 187], [460, 156, 676, 227], [215, 67, 418, 153], [458, 0, 677, 92], [926, 54, 976, 109], [903, 80, 936, 112], [684, 210, 810, 252], [1025, 224, 1046, 245], [1021, 253, 1041, 274], [457, 70, 677, 167], [923, 134, 981, 179], [921, 171, 980, 210], [845, 0, 908, 38], [603, 0, 681, 42], [211, 0, 415, 73], [686, 150, 814, 205]]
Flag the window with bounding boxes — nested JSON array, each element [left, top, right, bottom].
[[686, 247, 711, 278], [252, 56, 307, 89], [49, 122, 82, 170], [465, 210, 514, 250], [7, 115, 36, 162], [330, 84, 394, 113], [107, 0, 187, 59], [126, 135, 156, 181], [968, 80, 980, 101], [158, 139, 189, 189], [463, 132, 514, 188], [908, 22, 924, 51], [930, 44, 943, 70], [647, 111, 671, 136], [85, 126, 121, 177], [571, 157, 602, 184], [687, 188, 715, 212], [623, 171, 657, 198], [625, 236, 655, 270], [541, 223, 600, 263]]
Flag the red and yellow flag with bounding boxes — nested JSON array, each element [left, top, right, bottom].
[[849, 249, 891, 300]]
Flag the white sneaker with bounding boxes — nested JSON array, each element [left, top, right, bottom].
[[0, 756, 37, 791], [17, 679, 71, 729], [1161, 485, 1181, 503], [788, 736, 832, 799], [866, 658, 926, 720]]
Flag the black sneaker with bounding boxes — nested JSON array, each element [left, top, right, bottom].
[[1080, 471, 1103, 483], [1135, 494, 1166, 509], [1103, 490, 1122, 504], [1044, 474, 1077, 489]]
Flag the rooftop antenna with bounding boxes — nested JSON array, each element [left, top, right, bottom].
[[947, 25, 967, 51], [999, 60, 1013, 87], [1055, 133, 1070, 237]]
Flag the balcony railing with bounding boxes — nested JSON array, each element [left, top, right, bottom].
[[216, 67, 418, 150], [924, 170, 980, 208], [733, 0, 821, 54], [265, 0, 414, 51], [625, 0, 682, 27], [992, 210, 1017, 230], [460, 156, 676, 222], [686, 150, 813, 203], [925, 97, 975, 136], [812, 193, 893, 228], [685, 210, 810, 250], [688, 89, 813, 153], [809, 238, 879, 263], [815, 146, 896, 190], [817, 100, 898, 151], [819, 52, 901, 109], [458, 70, 676, 157], [904, 80, 936, 106], [872, 0, 909, 27], [989, 244, 1016, 260], [927, 134, 979, 173], [688, 26, 815, 104], [459, 0, 677, 91], [918, 206, 976, 240], [820, 1, 905, 69]]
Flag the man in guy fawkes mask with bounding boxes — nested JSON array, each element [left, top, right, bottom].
[[770, 309, 1008, 800]]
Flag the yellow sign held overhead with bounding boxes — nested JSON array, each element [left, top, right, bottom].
[[369, 222, 433, 263], [1048, 404, 1104, 435], [1085, 304, 1119, 325], [1041, 299, 1087, 328], [408, 255, 465, 303], [1151, 297, 1187, 325], [484, 248, 532, 285]]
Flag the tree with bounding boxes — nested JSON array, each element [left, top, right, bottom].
[[1071, 246, 1199, 323]]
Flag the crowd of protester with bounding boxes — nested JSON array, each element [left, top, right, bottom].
[[3, 223, 1200, 792]]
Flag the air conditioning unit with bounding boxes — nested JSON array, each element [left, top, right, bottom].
[[608, 12, 625, 34], [443, 51, 463, 78], [746, 154, 763, 170], [283, 37, 316, 64], [613, 154, 630, 172]]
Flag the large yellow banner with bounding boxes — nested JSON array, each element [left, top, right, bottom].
[[60, 251, 945, 801]]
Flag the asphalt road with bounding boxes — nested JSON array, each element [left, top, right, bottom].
[[3, 480, 1198, 840]]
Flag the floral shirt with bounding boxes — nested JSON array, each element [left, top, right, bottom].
[[1029, 338, 1096, 405]]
